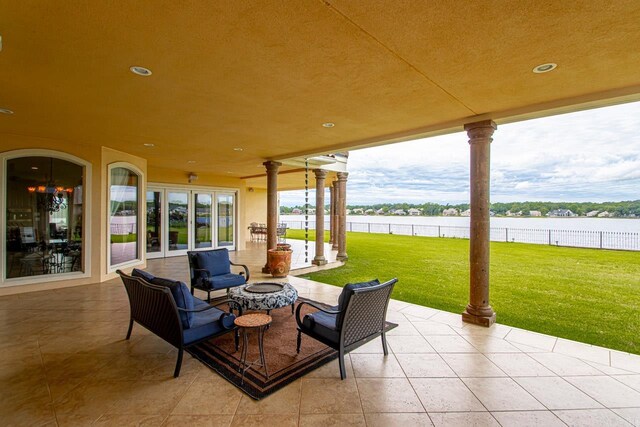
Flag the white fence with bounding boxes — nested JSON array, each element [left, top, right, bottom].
[[282, 220, 640, 251]]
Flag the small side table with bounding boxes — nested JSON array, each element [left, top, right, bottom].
[[234, 313, 272, 383]]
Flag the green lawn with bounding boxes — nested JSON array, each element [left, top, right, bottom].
[[110, 234, 137, 244], [288, 229, 640, 354]]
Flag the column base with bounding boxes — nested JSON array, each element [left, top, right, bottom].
[[332, 245, 339, 250], [311, 257, 327, 266], [336, 253, 348, 261], [462, 309, 496, 327]]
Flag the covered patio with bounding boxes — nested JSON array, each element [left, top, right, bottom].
[[1, 255, 639, 426], [2, 1, 640, 426]]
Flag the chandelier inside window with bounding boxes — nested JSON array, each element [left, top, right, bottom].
[[26, 159, 74, 214]]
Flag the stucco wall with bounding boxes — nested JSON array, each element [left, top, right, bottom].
[[1, 135, 104, 295], [244, 188, 267, 239], [0, 137, 257, 294], [100, 147, 148, 282]]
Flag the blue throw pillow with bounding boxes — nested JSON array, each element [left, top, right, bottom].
[[336, 279, 380, 326], [194, 249, 231, 277], [150, 277, 195, 328], [131, 268, 155, 283]]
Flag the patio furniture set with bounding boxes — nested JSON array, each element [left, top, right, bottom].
[[248, 222, 288, 242], [117, 247, 397, 383]]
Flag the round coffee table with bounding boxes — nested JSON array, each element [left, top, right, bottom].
[[234, 313, 272, 383], [229, 282, 298, 314]]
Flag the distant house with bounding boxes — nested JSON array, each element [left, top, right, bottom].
[[548, 209, 576, 217], [529, 210, 542, 217], [364, 208, 375, 215], [586, 210, 600, 217], [291, 208, 302, 215], [352, 208, 364, 215], [407, 208, 421, 216], [460, 209, 471, 217], [376, 208, 386, 215], [506, 210, 523, 217], [345, 209, 352, 215], [308, 208, 316, 215], [393, 209, 407, 216], [597, 211, 612, 218], [442, 208, 459, 216]]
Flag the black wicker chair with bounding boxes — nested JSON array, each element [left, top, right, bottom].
[[187, 248, 249, 302], [117, 270, 242, 377], [295, 278, 398, 379]]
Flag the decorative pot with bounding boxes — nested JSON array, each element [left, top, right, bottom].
[[276, 243, 291, 251], [267, 248, 292, 278]]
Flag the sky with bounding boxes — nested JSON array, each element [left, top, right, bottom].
[[281, 101, 640, 206]]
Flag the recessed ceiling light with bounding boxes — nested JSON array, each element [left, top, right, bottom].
[[187, 160, 196, 164], [143, 143, 155, 147], [31, 166, 39, 170], [130, 66, 152, 76], [0, 108, 14, 115], [233, 147, 243, 151], [322, 122, 335, 128], [532, 63, 557, 74]]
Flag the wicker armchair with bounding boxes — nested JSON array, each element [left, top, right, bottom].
[[118, 270, 242, 377], [187, 248, 249, 302], [295, 278, 398, 379]]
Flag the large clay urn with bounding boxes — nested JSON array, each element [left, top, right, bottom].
[[267, 247, 292, 278]]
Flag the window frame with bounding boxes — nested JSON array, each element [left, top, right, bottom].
[[0, 149, 92, 287], [107, 162, 145, 272]]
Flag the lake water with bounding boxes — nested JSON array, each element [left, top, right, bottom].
[[281, 215, 640, 251]]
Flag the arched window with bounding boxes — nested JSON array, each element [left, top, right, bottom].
[[1, 150, 91, 285], [108, 164, 143, 269]]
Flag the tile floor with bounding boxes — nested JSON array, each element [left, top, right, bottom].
[[1, 250, 640, 426]]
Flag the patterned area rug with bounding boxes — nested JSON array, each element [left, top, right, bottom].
[[187, 297, 397, 399]]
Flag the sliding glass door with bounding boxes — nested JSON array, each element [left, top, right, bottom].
[[194, 192, 213, 249], [217, 193, 235, 248], [146, 189, 163, 259], [167, 191, 190, 256], [145, 187, 236, 258]]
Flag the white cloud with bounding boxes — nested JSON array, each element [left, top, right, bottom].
[[281, 101, 640, 205]]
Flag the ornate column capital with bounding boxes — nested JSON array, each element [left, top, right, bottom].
[[337, 171, 349, 181], [263, 161, 282, 172], [464, 120, 497, 144], [313, 168, 328, 180]]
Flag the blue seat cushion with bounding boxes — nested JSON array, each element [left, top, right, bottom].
[[149, 277, 195, 328], [303, 311, 340, 344], [207, 273, 246, 290], [183, 306, 236, 345], [194, 249, 231, 277], [336, 279, 380, 326], [193, 297, 209, 309], [131, 268, 156, 283]]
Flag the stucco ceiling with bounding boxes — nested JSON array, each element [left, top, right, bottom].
[[1, 1, 639, 178]]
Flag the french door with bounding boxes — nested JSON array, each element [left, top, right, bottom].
[[146, 187, 236, 259]]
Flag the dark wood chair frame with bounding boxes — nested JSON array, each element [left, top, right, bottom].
[[295, 278, 398, 379], [118, 270, 243, 377], [187, 250, 250, 303]]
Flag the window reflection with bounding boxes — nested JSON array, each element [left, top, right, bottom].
[[217, 194, 234, 246], [194, 193, 212, 248], [110, 167, 139, 266], [168, 192, 188, 251], [6, 157, 84, 278], [146, 191, 162, 253]]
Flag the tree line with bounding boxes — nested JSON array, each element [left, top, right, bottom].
[[281, 200, 640, 217]]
